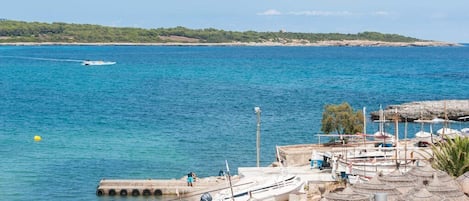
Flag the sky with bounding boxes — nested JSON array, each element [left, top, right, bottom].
[[1, 0, 468, 43]]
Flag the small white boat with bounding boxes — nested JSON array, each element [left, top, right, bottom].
[[337, 155, 401, 178], [214, 175, 303, 201], [82, 60, 116, 66], [344, 149, 394, 161], [333, 148, 407, 179]]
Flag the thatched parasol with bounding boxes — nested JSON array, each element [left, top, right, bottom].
[[378, 169, 416, 194], [426, 173, 469, 201], [323, 187, 372, 201], [401, 188, 443, 201], [351, 175, 401, 196], [406, 164, 452, 184], [456, 171, 469, 195]]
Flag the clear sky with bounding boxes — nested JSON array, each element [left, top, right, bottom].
[[2, 0, 468, 42]]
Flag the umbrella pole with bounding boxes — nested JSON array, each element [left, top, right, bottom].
[[404, 119, 408, 172]]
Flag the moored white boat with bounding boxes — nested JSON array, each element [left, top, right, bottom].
[[343, 149, 394, 161], [331, 148, 408, 179], [213, 175, 303, 201], [337, 156, 403, 178]]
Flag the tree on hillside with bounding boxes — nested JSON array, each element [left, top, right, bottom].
[[321, 102, 364, 136], [432, 136, 469, 177]]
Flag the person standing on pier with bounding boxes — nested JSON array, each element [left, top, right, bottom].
[[187, 172, 194, 187]]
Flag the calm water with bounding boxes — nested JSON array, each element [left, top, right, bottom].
[[1, 45, 468, 200]]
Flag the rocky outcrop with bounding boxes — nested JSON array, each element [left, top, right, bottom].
[[370, 100, 469, 122], [0, 40, 461, 47], [304, 40, 460, 47]]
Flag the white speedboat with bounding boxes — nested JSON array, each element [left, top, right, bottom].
[[214, 175, 303, 201], [82, 60, 116, 66]]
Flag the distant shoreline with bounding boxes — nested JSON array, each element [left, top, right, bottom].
[[0, 40, 461, 47]]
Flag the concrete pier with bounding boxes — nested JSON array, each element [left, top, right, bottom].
[[96, 176, 240, 199]]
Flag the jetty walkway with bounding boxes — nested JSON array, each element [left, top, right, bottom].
[[96, 176, 247, 199]]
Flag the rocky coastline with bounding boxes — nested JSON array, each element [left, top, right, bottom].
[[370, 100, 469, 121], [0, 40, 460, 47]]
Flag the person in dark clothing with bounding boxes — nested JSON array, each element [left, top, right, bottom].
[[187, 172, 194, 186]]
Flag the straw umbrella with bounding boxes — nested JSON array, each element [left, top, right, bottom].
[[406, 164, 452, 185], [323, 187, 372, 201], [377, 169, 416, 194], [426, 173, 469, 201], [400, 188, 443, 201], [456, 171, 469, 195], [352, 175, 401, 199]]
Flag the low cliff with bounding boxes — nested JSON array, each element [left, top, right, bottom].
[[370, 100, 469, 122]]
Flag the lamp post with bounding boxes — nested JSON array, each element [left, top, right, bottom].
[[254, 107, 261, 167]]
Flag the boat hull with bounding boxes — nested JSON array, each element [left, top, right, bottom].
[[214, 176, 303, 201], [82, 61, 116, 66]]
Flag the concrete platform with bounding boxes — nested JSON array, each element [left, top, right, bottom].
[[95, 175, 255, 200]]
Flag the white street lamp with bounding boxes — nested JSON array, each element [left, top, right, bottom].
[[254, 107, 261, 167]]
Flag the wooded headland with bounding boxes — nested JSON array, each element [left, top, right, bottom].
[[0, 20, 459, 46]]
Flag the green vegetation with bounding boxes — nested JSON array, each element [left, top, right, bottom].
[[431, 136, 469, 177], [0, 20, 423, 43], [321, 102, 364, 135]]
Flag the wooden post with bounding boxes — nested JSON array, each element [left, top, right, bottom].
[[394, 109, 399, 168]]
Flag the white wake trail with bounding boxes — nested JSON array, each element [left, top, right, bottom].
[[1, 55, 84, 63]]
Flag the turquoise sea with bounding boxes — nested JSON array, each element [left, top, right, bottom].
[[1, 45, 469, 201]]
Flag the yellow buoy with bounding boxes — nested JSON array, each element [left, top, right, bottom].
[[34, 135, 42, 141]]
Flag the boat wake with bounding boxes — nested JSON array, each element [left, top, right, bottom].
[[1, 56, 116, 66], [1, 55, 84, 63]]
